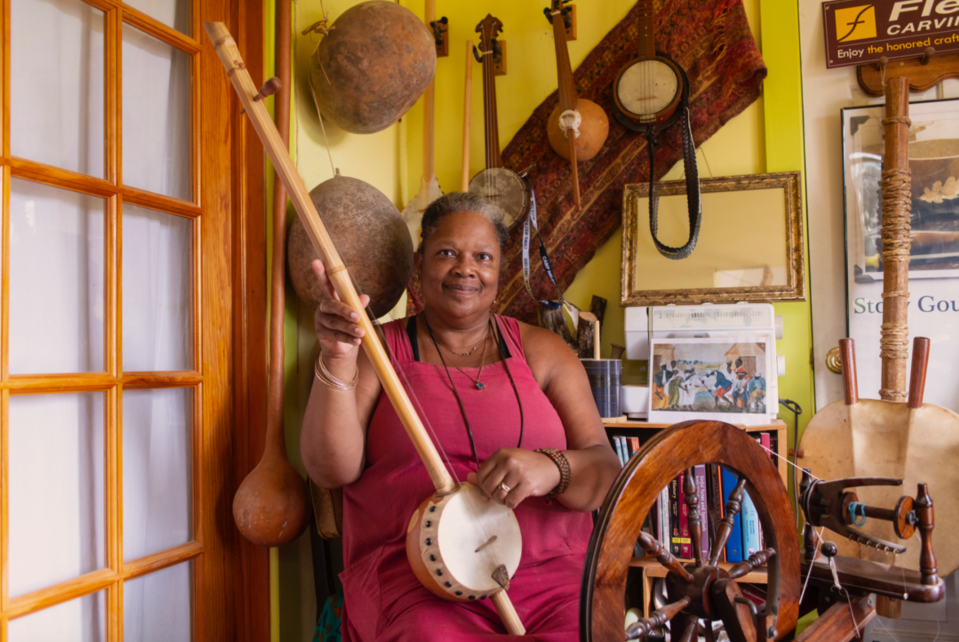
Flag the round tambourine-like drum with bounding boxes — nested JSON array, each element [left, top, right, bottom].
[[407, 483, 522, 602], [468, 169, 530, 230], [613, 55, 683, 129]]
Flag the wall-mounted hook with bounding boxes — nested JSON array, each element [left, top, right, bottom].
[[430, 16, 449, 57], [921, 46, 936, 65]]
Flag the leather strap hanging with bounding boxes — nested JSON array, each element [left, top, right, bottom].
[[645, 79, 702, 260]]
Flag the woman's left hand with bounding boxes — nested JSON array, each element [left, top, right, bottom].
[[467, 448, 561, 509]]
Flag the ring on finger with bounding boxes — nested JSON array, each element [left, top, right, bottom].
[[498, 482, 511, 494]]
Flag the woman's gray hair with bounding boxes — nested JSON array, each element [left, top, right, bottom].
[[418, 192, 509, 254]]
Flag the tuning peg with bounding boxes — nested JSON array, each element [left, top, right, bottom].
[[472, 44, 483, 63], [543, 7, 553, 24], [492, 38, 503, 59], [240, 76, 282, 114]]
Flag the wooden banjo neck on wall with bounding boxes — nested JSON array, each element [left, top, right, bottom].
[[612, 0, 683, 131], [469, 14, 531, 230], [544, 0, 609, 211]]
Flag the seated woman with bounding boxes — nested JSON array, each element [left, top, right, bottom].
[[301, 192, 621, 641]]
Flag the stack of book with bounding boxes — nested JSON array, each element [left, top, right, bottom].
[[610, 431, 778, 563]]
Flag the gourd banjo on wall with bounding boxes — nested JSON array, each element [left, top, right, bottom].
[[613, 0, 702, 260]]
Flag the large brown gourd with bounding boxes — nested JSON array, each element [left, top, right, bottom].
[[309, 1, 436, 134], [288, 175, 413, 318]]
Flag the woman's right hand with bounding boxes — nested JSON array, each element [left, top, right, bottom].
[[311, 259, 370, 361]]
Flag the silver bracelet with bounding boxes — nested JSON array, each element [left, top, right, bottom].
[[314, 354, 358, 391]]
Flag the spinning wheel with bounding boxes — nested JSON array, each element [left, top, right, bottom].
[[581, 421, 800, 642]]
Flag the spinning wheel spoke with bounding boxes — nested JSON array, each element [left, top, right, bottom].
[[684, 468, 704, 566], [637, 531, 695, 583], [624, 596, 691, 640], [676, 618, 699, 642], [727, 548, 775, 580], [708, 476, 747, 567]]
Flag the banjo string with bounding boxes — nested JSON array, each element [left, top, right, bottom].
[[366, 287, 510, 575]]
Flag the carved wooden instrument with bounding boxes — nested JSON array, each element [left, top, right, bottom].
[[401, 0, 445, 245], [544, 0, 609, 210], [799, 80, 959, 588], [206, 22, 526, 635], [468, 14, 531, 230], [611, 0, 683, 131]]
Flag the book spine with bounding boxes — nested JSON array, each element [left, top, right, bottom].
[[615, 436, 626, 465], [670, 477, 681, 556], [694, 464, 709, 562], [678, 472, 690, 559], [741, 486, 761, 557], [629, 437, 641, 460], [706, 463, 724, 559], [659, 486, 670, 547], [721, 467, 743, 563]]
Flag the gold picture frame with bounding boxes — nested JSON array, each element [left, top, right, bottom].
[[621, 172, 805, 307]]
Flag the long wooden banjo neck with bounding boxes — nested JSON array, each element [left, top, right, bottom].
[[478, 14, 504, 169], [544, 0, 609, 211], [637, 0, 655, 58], [205, 23, 524, 634]]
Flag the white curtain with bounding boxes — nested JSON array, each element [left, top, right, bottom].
[[8, 0, 194, 636]]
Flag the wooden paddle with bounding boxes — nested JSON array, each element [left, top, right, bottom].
[[462, 39, 473, 193], [402, 0, 444, 244]]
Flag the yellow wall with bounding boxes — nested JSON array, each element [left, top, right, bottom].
[[278, 0, 811, 638]]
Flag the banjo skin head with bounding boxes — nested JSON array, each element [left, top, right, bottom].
[[406, 482, 522, 602], [612, 54, 684, 129], [467, 170, 530, 230]]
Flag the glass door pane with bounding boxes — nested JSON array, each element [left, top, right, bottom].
[[9, 179, 105, 374], [124, 561, 193, 641], [121, 24, 192, 202], [123, 387, 192, 561], [10, 0, 105, 177], [8, 393, 105, 597], [121, 204, 193, 372], [8, 590, 106, 641]]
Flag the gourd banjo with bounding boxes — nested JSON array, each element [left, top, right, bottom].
[[205, 22, 526, 636], [612, 0, 702, 260], [469, 14, 531, 230]]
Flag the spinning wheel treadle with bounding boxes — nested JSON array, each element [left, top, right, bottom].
[[581, 420, 800, 642]]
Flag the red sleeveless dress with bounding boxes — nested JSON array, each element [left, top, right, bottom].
[[340, 315, 594, 641]]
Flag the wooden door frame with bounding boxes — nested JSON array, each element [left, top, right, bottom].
[[199, 0, 270, 638]]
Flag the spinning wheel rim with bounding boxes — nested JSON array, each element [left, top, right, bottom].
[[580, 420, 800, 641]]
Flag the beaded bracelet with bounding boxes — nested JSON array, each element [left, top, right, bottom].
[[314, 354, 359, 391], [535, 447, 571, 497]]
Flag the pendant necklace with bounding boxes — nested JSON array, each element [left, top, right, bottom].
[[428, 321, 489, 390], [423, 314, 525, 466], [432, 327, 488, 358]]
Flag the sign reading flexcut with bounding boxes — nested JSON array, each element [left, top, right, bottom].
[[823, 0, 959, 68]]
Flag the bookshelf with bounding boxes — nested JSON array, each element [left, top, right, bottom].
[[602, 419, 788, 620]]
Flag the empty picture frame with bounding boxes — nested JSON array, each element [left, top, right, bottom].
[[621, 172, 805, 307]]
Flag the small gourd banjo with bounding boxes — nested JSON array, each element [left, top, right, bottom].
[[612, 0, 702, 260], [469, 14, 531, 230], [205, 22, 526, 636]]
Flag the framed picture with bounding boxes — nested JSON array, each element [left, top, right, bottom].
[[647, 335, 776, 426], [621, 172, 805, 307], [843, 97, 959, 409], [844, 98, 959, 282]]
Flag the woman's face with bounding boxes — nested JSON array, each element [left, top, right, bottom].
[[416, 210, 501, 321]]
